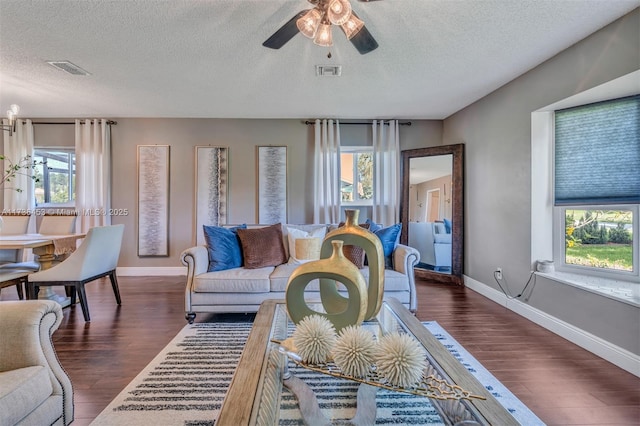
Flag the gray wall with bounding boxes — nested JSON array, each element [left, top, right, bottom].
[[24, 119, 441, 268], [442, 9, 639, 354], [114, 119, 441, 267]]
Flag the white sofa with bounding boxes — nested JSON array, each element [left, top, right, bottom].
[[180, 224, 420, 323], [408, 222, 452, 271]]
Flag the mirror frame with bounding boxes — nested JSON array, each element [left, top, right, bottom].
[[400, 144, 464, 285]]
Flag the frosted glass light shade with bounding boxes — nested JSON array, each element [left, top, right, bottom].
[[297, 9, 323, 39], [341, 14, 364, 39], [6, 104, 19, 121], [313, 23, 333, 47], [328, 0, 352, 25]]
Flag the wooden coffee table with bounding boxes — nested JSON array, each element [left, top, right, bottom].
[[218, 298, 518, 425]]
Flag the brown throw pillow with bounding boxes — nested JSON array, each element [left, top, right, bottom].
[[336, 222, 370, 269], [342, 245, 366, 269], [236, 224, 287, 269]]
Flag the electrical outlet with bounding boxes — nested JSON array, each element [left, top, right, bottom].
[[495, 267, 503, 280]]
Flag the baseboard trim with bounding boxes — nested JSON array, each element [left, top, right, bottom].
[[117, 267, 187, 276], [464, 275, 640, 377]]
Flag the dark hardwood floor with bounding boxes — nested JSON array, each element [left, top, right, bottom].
[[1, 276, 638, 425]]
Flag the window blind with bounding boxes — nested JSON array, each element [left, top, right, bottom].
[[554, 95, 640, 206]]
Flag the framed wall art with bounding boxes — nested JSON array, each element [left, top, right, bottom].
[[137, 145, 170, 256], [195, 146, 229, 245], [257, 145, 287, 224]]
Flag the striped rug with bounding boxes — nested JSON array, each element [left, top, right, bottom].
[[90, 321, 544, 426]]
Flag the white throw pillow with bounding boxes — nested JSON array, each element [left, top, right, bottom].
[[281, 224, 326, 257], [287, 226, 327, 264]]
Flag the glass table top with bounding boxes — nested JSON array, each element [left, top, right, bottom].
[[241, 300, 516, 426]]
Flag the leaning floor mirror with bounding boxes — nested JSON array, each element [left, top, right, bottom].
[[400, 144, 464, 284]]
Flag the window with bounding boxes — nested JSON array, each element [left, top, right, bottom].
[[553, 96, 639, 279], [340, 148, 373, 205], [33, 148, 75, 206], [559, 207, 636, 273]]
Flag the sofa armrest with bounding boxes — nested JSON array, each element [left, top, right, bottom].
[[180, 246, 209, 279], [392, 244, 420, 313], [180, 246, 209, 313], [0, 300, 74, 425]]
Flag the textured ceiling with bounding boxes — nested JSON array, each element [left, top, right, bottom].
[[0, 0, 637, 120]]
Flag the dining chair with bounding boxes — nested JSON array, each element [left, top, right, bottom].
[[27, 224, 125, 321], [38, 211, 79, 265], [0, 214, 41, 279], [0, 269, 31, 299], [0, 213, 32, 265], [38, 212, 78, 235]]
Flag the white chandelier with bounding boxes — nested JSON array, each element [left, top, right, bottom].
[[296, 0, 365, 47]]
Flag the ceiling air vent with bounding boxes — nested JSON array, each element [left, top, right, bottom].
[[315, 65, 342, 77], [46, 61, 91, 76]]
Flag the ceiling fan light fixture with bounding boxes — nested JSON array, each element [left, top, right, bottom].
[[313, 21, 333, 46], [340, 13, 364, 39], [328, 0, 352, 25], [297, 8, 323, 39], [263, 0, 377, 54]]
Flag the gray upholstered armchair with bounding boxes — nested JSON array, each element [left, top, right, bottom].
[[0, 300, 74, 425]]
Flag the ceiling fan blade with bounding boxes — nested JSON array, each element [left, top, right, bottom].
[[350, 24, 378, 54], [263, 11, 307, 49]]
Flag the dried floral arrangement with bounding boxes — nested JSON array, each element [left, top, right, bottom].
[[277, 314, 485, 401]]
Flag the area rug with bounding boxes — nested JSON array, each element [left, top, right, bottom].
[[90, 321, 544, 426]]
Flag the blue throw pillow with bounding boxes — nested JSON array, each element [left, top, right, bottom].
[[372, 223, 402, 268], [365, 218, 383, 233], [443, 218, 452, 234], [203, 224, 247, 272]]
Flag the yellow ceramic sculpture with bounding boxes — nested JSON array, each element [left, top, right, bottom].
[[320, 209, 385, 320], [286, 240, 368, 331]]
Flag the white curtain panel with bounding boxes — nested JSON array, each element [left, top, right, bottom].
[[75, 119, 111, 231], [2, 119, 36, 220], [372, 120, 400, 226], [313, 119, 341, 224]]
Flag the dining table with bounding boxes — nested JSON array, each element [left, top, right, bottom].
[[0, 233, 86, 306]]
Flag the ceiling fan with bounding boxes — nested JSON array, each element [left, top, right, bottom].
[[263, 0, 379, 55]]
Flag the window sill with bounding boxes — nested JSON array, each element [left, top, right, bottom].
[[535, 271, 639, 307]]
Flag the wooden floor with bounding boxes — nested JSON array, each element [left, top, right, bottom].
[[1, 276, 638, 425]]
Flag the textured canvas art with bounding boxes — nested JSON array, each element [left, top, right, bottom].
[[195, 146, 228, 245], [137, 145, 170, 256], [258, 146, 287, 224]]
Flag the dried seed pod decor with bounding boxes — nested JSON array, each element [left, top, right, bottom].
[[332, 325, 377, 378], [375, 332, 427, 388], [292, 314, 337, 364]]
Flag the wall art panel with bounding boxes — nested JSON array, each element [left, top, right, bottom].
[[257, 146, 287, 224], [195, 146, 228, 245], [137, 145, 170, 256]]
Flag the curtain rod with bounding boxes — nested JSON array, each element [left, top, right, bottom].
[[27, 120, 117, 125], [304, 120, 411, 126]]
